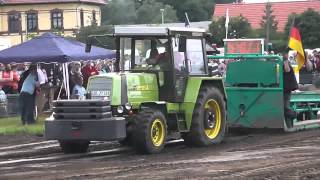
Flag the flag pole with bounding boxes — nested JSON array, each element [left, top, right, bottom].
[[225, 27, 228, 39], [287, 16, 296, 42], [185, 12, 190, 27], [225, 8, 229, 39]]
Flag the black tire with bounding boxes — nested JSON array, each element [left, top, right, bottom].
[[133, 109, 167, 154], [183, 86, 226, 147], [59, 140, 90, 154], [118, 120, 136, 147]]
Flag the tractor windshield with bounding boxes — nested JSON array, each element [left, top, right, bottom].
[[119, 37, 170, 71]]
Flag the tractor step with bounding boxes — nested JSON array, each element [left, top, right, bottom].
[[177, 119, 188, 132]]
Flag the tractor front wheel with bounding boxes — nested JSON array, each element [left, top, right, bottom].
[[133, 109, 167, 154], [183, 86, 226, 147]]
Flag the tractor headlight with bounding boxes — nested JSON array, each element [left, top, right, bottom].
[[125, 103, 132, 110], [117, 106, 124, 114]]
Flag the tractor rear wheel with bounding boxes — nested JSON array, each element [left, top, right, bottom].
[[133, 109, 167, 154], [59, 140, 90, 154], [183, 86, 226, 147]]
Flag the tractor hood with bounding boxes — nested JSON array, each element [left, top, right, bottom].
[[87, 72, 159, 107]]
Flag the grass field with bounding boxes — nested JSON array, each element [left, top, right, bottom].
[[0, 115, 48, 136]]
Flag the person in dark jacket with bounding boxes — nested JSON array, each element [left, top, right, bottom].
[[19, 64, 40, 125], [283, 58, 298, 128]]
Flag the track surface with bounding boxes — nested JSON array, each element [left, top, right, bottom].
[[0, 129, 320, 180]]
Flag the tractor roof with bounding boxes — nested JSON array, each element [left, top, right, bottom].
[[114, 26, 206, 36]]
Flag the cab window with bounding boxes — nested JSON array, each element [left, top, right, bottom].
[[187, 39, 205, 75]]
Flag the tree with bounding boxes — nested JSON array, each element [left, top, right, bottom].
[[260, 2, 278, 50], [284, 9, 320, 49], [101, 0, 137, 25], [208, 17, 227, 46], [209, 15, 252, 46], [229, 15, 252, 38], [158, 0, 215, 22], [75, 25, 115, 50], [101, 0, 178, 25], [215, 0, 237, 3], [135, 0, 178, 24]]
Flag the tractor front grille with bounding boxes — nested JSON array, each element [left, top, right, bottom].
[[87, 77, 113, 101]]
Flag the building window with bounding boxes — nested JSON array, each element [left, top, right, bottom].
[[80, 9, 84, 27], [27, 12, 38, 32], [8, 12, 21, 33], [51, 10, 63, 30], [92, 10, 97, 25]]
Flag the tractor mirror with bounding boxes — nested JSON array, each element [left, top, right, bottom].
[[85, 37, 93, 53], [178, 36, 186, 52]]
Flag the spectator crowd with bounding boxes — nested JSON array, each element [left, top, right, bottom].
[[0, 59, 115, 125]]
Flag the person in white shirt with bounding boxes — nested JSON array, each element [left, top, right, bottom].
[[35, 67, 48, 115], [71, 72, 86, 99]]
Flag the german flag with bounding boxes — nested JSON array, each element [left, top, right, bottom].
[[288, 26, 305, 70]]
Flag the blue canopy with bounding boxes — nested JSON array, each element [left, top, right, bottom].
[[0, 32, 115, 64]]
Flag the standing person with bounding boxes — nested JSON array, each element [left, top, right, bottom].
[[283, 58, 298, 128], [69, 62, 82, 93], [218, 60, 227, 76], [0, 64, 20, 94], [208, 59, 219, 76], [35, 67, 49, 115], [71, 72, 86, 99], [81, 61, 98, 87], [19, 64, 40, 125]]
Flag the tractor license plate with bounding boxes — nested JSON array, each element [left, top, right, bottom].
[[91, 90, 111, 97]]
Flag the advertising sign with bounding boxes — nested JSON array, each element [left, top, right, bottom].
[[224, 39, 264, 55]]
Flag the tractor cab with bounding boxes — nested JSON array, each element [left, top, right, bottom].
[[114, 27, 210, 102]]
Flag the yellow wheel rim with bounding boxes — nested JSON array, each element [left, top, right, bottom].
[[151, 119, 165, 147], [204, 99, 221, 139]]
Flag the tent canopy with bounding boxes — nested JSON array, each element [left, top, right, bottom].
[[0, 32, 115, 64]]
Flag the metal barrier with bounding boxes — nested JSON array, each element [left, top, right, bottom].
[[6, 94, 20, 116], [299, 72, 320, 85]]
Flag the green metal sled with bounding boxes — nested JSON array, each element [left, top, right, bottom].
[[208, 54, 320, 132]]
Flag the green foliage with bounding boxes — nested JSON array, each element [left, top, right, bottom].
[[158, 0, 215, 21], [101, 0, 137, 25], [135, 0, 178, 24], [26, 32, 38, 40], [260, 3, 278, 36], [101, 0, 178, 25], [215, 0, 236, 3], [270, 39, 288, 54], [209, 15, 252, 46], [0, 116, 45, 135], [229, 16, 252, 38], [284, 9, 320, 49], [209, 17, 227, 46], [75, 25, 115, 49]]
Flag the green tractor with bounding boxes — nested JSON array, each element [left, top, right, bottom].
[[45, 27, 227, 154]]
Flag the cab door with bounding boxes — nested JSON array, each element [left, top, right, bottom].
[[185, 38, 208, 76], [172, 37, 188, 102]]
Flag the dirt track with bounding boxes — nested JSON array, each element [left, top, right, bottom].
[[0, 129, 320, 180]]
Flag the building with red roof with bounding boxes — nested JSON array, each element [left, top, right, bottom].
[[0, 0, 107, 47], [214, 0, 320, 32]]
